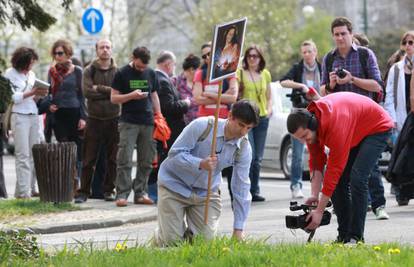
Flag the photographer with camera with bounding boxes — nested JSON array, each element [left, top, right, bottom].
[[287, 92, 393, 243], [321, 17, 383, 100], [280, 40, 321, 199], [321, 17, 390, 220]]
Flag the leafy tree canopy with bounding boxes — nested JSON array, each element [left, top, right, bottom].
[[0, 0, 73, 31]]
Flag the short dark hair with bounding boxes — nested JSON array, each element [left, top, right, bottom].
[[331, 17, 353, 34], [201, 42, 211, 50], [353, 33, 370, 47], [242, 44, 266, 72], [156, 51, 175, 64], [11, 47, 39, 71], [51, 39, 73, 57], [132, 46, 151, 64], [287, 109, 312, 134], [230, 99, 260, 126], [182, 54, 200, 70]]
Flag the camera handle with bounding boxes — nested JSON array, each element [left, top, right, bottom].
[[307, 230, 316, 243]]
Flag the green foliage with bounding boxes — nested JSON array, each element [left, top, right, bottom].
[[0, 199, 80, 221], [193, 0, 296, 79], [6, 237, 414, 266], [192, 1, 334, 80], [0, 230, 39, 263], [0, 0, 73, 31], [289, 11, 334, 64]]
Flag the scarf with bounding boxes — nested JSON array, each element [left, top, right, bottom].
[[302, 61, 320, 91], [49, 60, 72, 96]]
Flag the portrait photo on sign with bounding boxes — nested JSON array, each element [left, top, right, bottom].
[[209, 18, 247, 83]]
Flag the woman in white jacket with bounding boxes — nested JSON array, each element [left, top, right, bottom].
[[4, 47, 47, 198], [384, 31, 414, 134]]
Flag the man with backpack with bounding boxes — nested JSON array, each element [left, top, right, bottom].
[[74, 39, 119, 203], [321, 17, 390, 220], [321, 17, 383, 100], [155, 100, 259, 246]]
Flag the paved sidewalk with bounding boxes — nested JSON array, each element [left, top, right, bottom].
[[1, 154, 158, 234]]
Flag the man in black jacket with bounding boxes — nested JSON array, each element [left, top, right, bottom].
[[148, 51, 190, 202]]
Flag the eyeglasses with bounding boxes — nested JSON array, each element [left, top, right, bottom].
[[54, 51, 65, 56], [202, 53, 210, 59], [247, 54, 259, 59], [402, 40, 414, 46]]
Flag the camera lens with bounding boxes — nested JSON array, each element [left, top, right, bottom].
[[336, 68, 347, 79]]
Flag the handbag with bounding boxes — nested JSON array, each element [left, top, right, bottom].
[[37, 95, 53, 115]]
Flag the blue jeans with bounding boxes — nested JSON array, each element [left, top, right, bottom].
[[367, 163, 386, 211], [248, 117, 269, 196], [331, 130, 390, 241], [290, 136, 304, 190]]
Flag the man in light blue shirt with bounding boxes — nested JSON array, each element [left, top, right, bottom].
[[156, 100, 259, 246]]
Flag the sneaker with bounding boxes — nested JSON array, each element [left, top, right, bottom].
[[104, 192, 116, 202], [292, 185, 304, 199], [74, 194, 87, 204], [116, 198, 128, 207], [375, 206, 390, 220], [252, 194, 266, 202], [367, 204, 372, 212]]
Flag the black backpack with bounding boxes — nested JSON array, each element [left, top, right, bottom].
[[325, 47, 384, 103], [0, 72, 13, 113]]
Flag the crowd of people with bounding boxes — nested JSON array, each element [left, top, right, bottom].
[[0, 16, 412, 246]]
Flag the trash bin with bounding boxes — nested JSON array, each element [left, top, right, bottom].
[[32, 142, 77, 203]]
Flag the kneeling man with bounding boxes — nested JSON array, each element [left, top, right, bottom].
[[156, 100, 259, 246]]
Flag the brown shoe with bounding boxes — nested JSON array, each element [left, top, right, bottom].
[[134, 196, 154, 205], [31, 191, 40, 197], [116, 199, 128, 207]]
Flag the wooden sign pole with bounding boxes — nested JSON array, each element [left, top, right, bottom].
[[204, 79, 223, 225]]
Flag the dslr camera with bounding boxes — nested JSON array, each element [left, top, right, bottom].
[[335, 68, 347, 79], [285, 201, 332, 230]]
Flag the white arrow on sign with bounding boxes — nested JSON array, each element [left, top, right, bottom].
[[87, 10, 100, 33]]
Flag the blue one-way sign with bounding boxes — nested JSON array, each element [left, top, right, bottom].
[[82, 8, 104, 34]]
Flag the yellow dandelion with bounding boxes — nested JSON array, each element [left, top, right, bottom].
[[222, 247, 231, 253], [393, 248, 401, 254], [115, 242, 127, 252], [373, 246, 381, 251]]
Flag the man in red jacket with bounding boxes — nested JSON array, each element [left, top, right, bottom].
[[287, 92, 393, 243]]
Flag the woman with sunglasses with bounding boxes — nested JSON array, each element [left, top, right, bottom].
[[384, 31, 414, 205], [47, 39, 87, 190], [385, 31, 414, 135], [236, 44, 272, 202], [3, 47, 47, 198]]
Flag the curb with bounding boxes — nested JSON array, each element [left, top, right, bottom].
[[8, 211, 157, 235]]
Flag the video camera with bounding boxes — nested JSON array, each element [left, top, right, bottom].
[[285, 201, 332, 231], [286, 90, 309, 108]]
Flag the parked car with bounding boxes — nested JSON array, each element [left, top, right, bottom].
[[262, 82, 389, 179], [262, 82, 309, 179]]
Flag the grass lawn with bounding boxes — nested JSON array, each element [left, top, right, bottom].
[[2, 237, 413, 267], [0, 199, 80, 221]]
